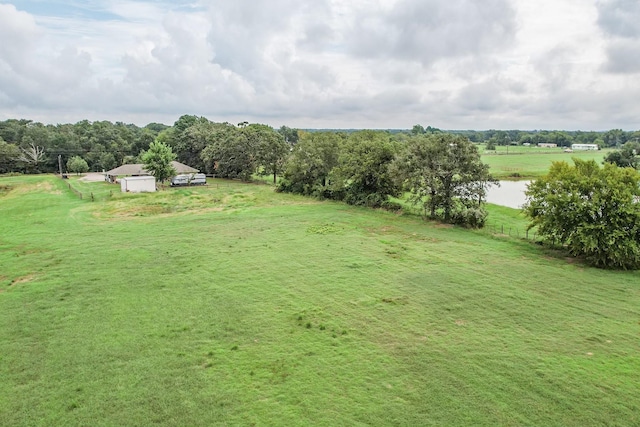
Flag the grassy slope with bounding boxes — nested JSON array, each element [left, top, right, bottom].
[[1, 176, 639, 426]]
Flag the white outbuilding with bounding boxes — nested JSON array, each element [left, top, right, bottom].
[[571, 144, 599, 151], [120, 176, 156, 193]]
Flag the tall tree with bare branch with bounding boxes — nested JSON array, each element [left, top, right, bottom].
[[18, 143, 46, 173]]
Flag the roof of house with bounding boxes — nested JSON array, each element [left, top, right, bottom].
[[121, 176, 156, 181], [106, 163, 147, 176], [105, 161, 198, 176]]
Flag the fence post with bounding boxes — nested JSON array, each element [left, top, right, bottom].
[[91, 192, 94, 201], [501, 224, 504, 234]]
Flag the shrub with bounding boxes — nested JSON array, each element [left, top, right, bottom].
[[525, 159, 640, 269], [452, 207, 488, 228]]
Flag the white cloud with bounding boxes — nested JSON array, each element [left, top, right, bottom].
[[0, 0, 639, 129], [597, 0, 640, 74]]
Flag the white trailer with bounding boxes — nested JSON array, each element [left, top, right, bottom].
[[120, 176, 156, 193], [571, 144, 599, 151]]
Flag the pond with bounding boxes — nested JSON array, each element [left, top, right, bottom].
[[486, 180, 530, 209]]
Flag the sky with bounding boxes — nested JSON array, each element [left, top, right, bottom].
[[0, 0, 639, 130]]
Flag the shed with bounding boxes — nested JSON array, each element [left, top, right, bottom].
[[120, 176, 156, 193]]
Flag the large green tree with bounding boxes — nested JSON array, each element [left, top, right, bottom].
[[253, 125, 289, 184], [278, 126, 299, 146], [0, 139, 20, 173], [200, 123, 257, 181], [165, 115, 213, 171], [603, 141, 639, 169], [66, 156, 89, 175], [524, 159, 640, 269], [331, 130, 400, 207], [393, 133, 495, 227], [278, 132, 342, 197], [142, 140, 177, 185]]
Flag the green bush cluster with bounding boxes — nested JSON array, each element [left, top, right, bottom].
[[525, 159, 640, 269]]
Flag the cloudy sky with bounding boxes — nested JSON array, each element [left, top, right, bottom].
[[0, 0, 638, 130]]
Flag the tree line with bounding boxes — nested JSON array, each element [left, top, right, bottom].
[[0, 119, 166, 174], [448, 128, 640, 148], [2, 117, 639, 176], [275, 130, 495, 228]]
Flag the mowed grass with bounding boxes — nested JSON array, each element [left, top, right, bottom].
[[481, 146, 611, 179], [1, 175, 639, 426]]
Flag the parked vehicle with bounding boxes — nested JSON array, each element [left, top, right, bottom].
[[170, 174, 190, 186], [189, 173, 207, 185], [171, 173, 207, 186]]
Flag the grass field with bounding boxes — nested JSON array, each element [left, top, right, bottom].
[[1, 175, 639, 426], [481, 146, 611, 179]]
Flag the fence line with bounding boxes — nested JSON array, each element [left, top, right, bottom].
[[67, 182, 83, 199], [57, 174, 83, 200], [56, 173, 93, 201], [485, 222, 538, 240]]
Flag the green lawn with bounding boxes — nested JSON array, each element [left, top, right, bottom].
[[481, 146, 611, 179], [1, 175, 639, 426]]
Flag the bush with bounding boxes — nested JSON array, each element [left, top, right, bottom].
[[525, 159, 640, 269], [452, 207, 488, 228], [381, 200, 403, 212]]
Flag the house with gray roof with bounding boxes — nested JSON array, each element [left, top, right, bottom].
[[105, 161, 198, 183]]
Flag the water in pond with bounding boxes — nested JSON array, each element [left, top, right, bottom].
[[486, 181, 530, 209]]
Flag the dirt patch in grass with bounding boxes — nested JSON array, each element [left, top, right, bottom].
[[366, 225, 401, 235], [0, 184, 13, 196], [433, 223, 454, 229], [406, 233, 441, 243], [7, 181, 56, 196], [10, 274, 36, 286], [34, 182, 54, 193], [18, 248, 45, 256], [379, 226, 397, 233], [94, 204, 226, 220], [381, 296, 409, 305]]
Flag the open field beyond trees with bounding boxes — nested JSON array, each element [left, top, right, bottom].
[[1, 175, 639, 426], [480, 146, 612, 179]]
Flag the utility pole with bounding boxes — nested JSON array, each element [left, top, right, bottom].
[[58, 154, 63, 177]]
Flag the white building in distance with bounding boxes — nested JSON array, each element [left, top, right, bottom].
[[571, 144, 599, 151]]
